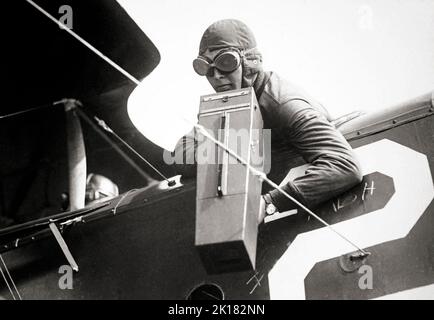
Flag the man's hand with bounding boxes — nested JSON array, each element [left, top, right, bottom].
[[258, 195, 266, 225]]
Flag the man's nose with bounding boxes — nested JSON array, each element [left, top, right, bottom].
[[210, 67, 224, 79]]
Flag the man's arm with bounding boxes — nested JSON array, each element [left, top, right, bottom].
[[267, 100, 363, 211]]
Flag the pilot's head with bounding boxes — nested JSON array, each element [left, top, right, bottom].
[[85, 173, 119, 205], [193, 19, 263, 92]]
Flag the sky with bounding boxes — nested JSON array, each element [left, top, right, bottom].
[[119, 0, 434, 151]]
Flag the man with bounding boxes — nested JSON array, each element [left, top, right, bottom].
[[176, 19, 362, 223]]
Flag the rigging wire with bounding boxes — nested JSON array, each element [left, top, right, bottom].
[[0, 260, 15, 300], [90, 114, 173, 184], [0, 254, 22, 300], [25, 0, 140, 86], [194, 124, 370, 256], [25, 0, 370, 256], [75, 107, 168, 185], [0, 100, 64, 120], [19, 0, 173, 186]]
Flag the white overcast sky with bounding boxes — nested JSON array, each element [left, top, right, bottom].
[[119, 0, 434, 150]]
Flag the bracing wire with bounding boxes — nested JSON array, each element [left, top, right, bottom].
[[25, 0, 369, 256], [0, 254, 22, 300]]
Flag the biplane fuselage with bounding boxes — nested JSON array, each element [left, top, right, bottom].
[[1, 91, 433, 300], [1, 1, 433, 300]]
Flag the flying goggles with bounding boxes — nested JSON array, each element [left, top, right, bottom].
[[193, 49, 241, 76]]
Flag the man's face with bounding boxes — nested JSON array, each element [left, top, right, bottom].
[[203, 49, 243, 92]]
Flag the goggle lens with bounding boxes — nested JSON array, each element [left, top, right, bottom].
[[193, 51, 240, 76]]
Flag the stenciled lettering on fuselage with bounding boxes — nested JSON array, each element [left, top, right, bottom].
[[268, 139, 434, 299]]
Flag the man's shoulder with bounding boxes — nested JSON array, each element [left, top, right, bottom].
[[259, 72, 330, 121], [261, 72, 312, 106]]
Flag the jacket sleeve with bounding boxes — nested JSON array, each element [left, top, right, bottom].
[[268, 99, 363, 211]]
